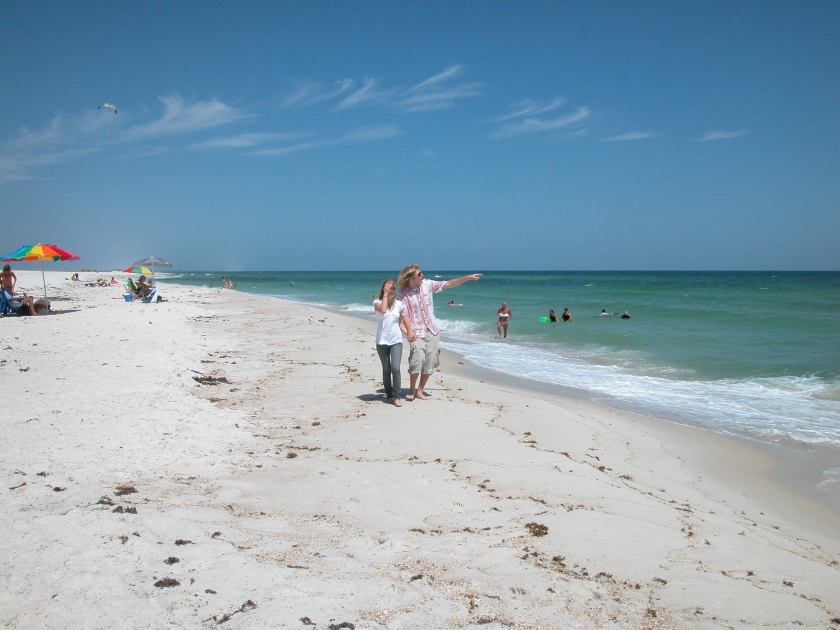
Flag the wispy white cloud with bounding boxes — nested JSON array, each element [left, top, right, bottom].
[[250, 125, 399, 156], [493, 98, 565, 122], [697, 129, 749, 142], [0, 114, 109, 183], [600, 131, 658, 142], [191, 132, 310, 150], [494, 107, 591, 139], [0, 96, 248, 183], [397, 65, 482, 112], [282, 79, 354, 109], [336, 78, 400, 111], [328, 65, 481, 113], [122, 96, 245, 141]]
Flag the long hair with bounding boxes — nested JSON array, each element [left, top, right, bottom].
[[397, 264, 420, 290], [378, 278, 395, 301]]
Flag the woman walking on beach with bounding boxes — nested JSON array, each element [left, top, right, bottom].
[[374, 279, 411, 407]]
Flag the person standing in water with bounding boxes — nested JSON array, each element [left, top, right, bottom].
[[562, 308, 572, 321], [374, 279, 411, 407], [496, 302, 512, 338]]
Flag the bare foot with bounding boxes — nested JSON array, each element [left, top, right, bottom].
[[416, 390, 429, 400], [405, 393, 415, 401], [393, 398, 402, 407]]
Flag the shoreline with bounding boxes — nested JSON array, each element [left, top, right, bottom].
[[303, 298, 840, 532], [4, 270, 839, 628]]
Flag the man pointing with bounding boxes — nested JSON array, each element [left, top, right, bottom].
[[397, 264, 482, 401]]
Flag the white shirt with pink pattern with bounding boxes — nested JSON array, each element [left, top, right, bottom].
[[398, 278, 446, 337]]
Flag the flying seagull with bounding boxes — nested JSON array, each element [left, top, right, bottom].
[[97, 102, 118, 114]]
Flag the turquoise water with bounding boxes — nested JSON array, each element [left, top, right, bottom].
[[163, 271, 840, 448]]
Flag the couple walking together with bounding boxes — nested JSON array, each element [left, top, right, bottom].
[[374, 264, 481, 406]]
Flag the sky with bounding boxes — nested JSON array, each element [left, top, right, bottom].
[[1, 1, 838, 271]]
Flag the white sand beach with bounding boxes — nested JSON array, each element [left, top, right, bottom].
[[2, 270, 839, 629]]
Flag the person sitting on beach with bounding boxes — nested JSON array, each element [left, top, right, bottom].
[[374, 279, 411, 407], [137, 275, 154, 299], [496, 302, 512, 339], [1, 264, 17, 294], [621, 311, 631, 319], [397, 264, 482, 401], [2, 291, 36, 315], [562, 308, 572, 322], [549, 309, 558, 323], [71, 273, 80, 281], [110, 277, 117, 284]]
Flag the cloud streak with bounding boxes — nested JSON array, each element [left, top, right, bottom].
[[122, 96, 245, 141], [697, 130, 749, 142], [191, 132, 310, 150], [249, 125, 400, 156], [493, 106, 591, 139], [0, 96, 249, 182], [284, 66, 482, 113], [493, 99, 565, 122], [600, 131, 658, 142]]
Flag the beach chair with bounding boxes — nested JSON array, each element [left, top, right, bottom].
[[126, 279, 159, 304], [0, 290, 27, 316], [125, 279, 144, 301]]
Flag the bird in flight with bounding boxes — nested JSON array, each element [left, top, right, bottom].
[[97, 103, 118, 113]]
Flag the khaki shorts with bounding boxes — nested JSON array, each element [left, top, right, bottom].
[[408, 333, 440, 375]]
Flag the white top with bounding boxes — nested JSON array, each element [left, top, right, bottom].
[[374, 298, 405, 346]]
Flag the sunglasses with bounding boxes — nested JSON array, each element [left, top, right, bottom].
[[415, 271, 423, 277]]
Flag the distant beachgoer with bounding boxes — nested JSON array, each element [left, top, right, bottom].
[[137, 275, 154, 299], [601, 309, 618, 316], [549, 309, 558, 323], [221, 276, 227, 289], [621, 311, 631, 319], [71, 273, 80, 281], [397, 264, 482, 401], [290, 281, 295, 287], [374, 279, 411, 407], [496, 302, 512, 338], [562, 308, 572, 322], [1, 264, 17, 294], [251, 281, 256, 289], [208, 281, 213, 288]]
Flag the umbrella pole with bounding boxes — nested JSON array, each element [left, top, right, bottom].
[[40, 258, 48, 305]]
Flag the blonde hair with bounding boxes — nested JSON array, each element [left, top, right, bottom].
[[397, 264, 420, 290]]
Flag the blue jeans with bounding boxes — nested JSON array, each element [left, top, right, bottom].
[[376, 343, 403, 399]]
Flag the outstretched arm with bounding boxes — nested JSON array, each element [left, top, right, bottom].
[[444, 273, 482, 290]]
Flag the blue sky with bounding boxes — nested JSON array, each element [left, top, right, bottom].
[[1, 1, 838, 271]]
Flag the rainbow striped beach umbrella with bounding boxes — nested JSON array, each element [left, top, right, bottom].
[[123, 266, 154, 275], [2, 243, 80, 306]]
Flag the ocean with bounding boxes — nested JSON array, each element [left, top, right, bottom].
[[162, 271, 840, 454]]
